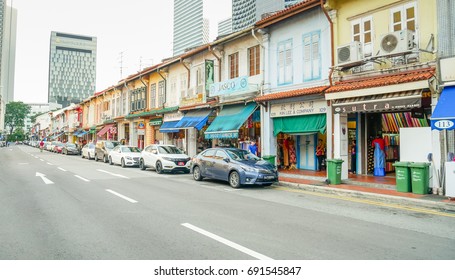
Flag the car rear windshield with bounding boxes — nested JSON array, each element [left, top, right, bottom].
[[158, 146, 182, 154], [105, 141, 119, 149]]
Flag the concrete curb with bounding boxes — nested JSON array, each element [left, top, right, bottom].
[[276, 181, 455, 213]]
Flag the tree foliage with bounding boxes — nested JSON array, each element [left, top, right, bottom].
[[5, 101, 31, 136]]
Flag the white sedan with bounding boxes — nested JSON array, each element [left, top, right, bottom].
[[81, 143, 96, 159], [108, 145, 141, 167]]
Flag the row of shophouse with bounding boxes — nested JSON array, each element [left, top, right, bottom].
[[32, 0, 455, 189]]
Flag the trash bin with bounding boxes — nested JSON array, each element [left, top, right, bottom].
[[326, 159, 343, 185], [409, 162, 431, 194], [393, 162, 412, 192], [262, 155, 276, 166]]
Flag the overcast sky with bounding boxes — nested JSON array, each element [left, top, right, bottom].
[[12, 0, 232, 103]]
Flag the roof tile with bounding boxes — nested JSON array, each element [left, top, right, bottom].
[[255, 86, 329, 102], [326, 68, 435, 93]]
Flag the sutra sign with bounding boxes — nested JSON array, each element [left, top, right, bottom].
[[333, 97, 421, 113]]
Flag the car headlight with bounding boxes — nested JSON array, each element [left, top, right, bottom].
[[125, 156, 132, 160], [240, 166, 257, 172]]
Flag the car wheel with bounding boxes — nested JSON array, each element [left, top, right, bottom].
[[95, 154, 99, 161], [192, 166, 203, 181], [103, 155, 108, 163], [121, 158, 126, 168], [109, 156, 113, 165], [229, 171, 241, 188], [139, 159, 146, 170], [156, 161, 163, 174]]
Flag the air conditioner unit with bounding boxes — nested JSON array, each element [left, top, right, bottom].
[[379, 29, 415, 56], [337, 41, 363, 67]]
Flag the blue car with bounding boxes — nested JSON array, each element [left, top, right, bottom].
[[191, 148, 278, 188]]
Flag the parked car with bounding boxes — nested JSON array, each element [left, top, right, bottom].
[[46, 141, 57, 152], [191, 148, 278, 188], [139, 144, 191, 174], [108, 145, 141, 167], [95, 140, 120, 163], [53, 142, 64, 153], [81, 143, 96, 159], [62, 142, 80, 155]]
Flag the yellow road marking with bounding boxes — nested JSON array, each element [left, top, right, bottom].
[[274, 186, 455, 218]]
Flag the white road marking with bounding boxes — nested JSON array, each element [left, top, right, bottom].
[[223, 188, 242, 192], [18, 163, 29, 165], [97, 169, 129, 179], [40, 159, 44, 161], [58, 167, 67, 172], [47, 162, 53, 165], [106, 189, 137, 203], [36, 172, 54, 185], [74, 175, 90, 182], [181, 223, 273, 260]]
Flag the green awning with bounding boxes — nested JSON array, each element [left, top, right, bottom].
[[205, 103, 258, 139], [273, 114, 326, 136]]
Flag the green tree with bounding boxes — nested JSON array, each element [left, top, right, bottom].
[[5, 101, 31, 137]]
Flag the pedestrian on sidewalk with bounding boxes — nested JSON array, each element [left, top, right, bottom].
[[372, 133, 385, 176], [316, 139, 325, 171], [350, 140, 356, 174]]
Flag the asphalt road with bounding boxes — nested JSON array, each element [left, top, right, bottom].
[[1, 145, 454, 260]]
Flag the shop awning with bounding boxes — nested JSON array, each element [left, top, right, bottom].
[[76, 131, 88, 137], [332, 90, 422, 113], [97, 124, 114, 137], [73, 131, 81, 137], [431, 86, 455, 130], [174, 110, 212, 130], [204, 103, 258, 139], [51, 132, 64, 140], [159, 121, 180, 133], [273, 114, 326, 136]]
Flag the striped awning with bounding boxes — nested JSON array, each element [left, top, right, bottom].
[[332, 90, 422, 113]]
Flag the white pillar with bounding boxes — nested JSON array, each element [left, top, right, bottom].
[[260, 104, 276, 157], [334, 113, 349, 180]]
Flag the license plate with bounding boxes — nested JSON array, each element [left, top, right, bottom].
[[265, 175, 275, 180], [178, 162, 184, 166]]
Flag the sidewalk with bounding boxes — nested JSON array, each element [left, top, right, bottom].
[[277, 169, 455, 213]]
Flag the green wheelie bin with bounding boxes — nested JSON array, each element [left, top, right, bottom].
[[392, 162, 412, 192], [409, 162, 431, 194], [326, 159, 343, 185], [262, 155, 276, 166]]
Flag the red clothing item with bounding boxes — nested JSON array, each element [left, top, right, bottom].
[[372, 138, 385, 151]]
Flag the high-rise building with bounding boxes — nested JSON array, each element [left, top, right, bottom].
[[173, 0, 209, 56], [231, 0, 303, 32], [48, 31, 97, 108], [0, 0, 17, 135], [218, 17, 232, 37]]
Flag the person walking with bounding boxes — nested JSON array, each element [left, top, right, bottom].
[[316, 139, 326, 171], [39, 140, 45, 152], [350, 140, 356, 174]]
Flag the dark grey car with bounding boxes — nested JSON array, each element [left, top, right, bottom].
[[191, 148, 278, 188], [95, 140, 120, 163]]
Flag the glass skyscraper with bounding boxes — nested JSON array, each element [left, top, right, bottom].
[[48, 31, 97, 108]]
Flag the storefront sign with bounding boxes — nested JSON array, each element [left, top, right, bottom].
[[109, 127, 117, 134], [433, 120, 455, 130], [137, 122, 145, 129], [333, 97, 421, 114], [149, 119, 163, 126], [209, 76, 250, 97], [181, 94, 204, 107], [163, 112, 184, 122], [205, 132, 239, 139], [270, 100, 327, 117]]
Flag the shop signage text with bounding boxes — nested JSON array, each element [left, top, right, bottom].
[[163, 112, 184, 122], [333, 97, 421, 114], [205, 132, 239, 139], [433, 120, 455, 130], [209, 76, 250, 97], [149, 119, 163, 126], [181, 94, 204, 107], [137, 122, 145, 129], [270, 100, 327, 117]]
